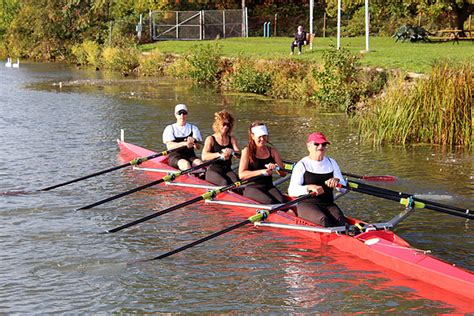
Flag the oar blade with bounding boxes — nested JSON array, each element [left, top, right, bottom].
[[359, 175, 397, 182]]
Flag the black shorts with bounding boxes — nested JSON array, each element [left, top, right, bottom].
[[168, 152, 198, 169]]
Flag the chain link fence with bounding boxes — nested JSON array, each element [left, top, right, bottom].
[[149, 9, 247, 41]]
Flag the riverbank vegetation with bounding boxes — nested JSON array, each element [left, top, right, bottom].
[[354, 61, 472, 147]]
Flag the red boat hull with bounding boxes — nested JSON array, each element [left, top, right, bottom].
[[118, 139, 474, 300]]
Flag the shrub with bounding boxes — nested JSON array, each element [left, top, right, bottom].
[[139, 52, 165, 77], [102, 45, 139, 75], [165, 55, 191, 79], [185, 43, 223, 85], [71, 40, 100, 67], [230, 59, 272, 94], [311, 48, 360, 111]]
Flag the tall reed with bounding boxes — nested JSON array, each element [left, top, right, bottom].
[[355, 61, 472, 147]]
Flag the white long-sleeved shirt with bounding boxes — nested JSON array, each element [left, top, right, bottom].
[[288, 156, 346, 197]]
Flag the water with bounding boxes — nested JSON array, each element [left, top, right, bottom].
[[0, 63, 473, 313]]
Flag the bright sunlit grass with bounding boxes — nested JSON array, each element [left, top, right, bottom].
[[141, 36, 474, 73]]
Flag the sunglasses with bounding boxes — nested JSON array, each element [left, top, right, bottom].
[[222, 122, 231, 127], [177, 110, 188, 115], [312, 142, 328, 147]]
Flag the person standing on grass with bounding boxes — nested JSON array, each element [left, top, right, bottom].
[[162, 104, 203, 170]]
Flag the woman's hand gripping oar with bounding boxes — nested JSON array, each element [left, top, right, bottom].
[[75, 157, 222, 210], [102, 175, 265, 234], [38, 146, 187, 192], [341, 181, 473, 220], [139, 192, 316, 262]]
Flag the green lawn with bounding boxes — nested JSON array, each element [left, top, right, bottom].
[[141, 36, 474, 73]]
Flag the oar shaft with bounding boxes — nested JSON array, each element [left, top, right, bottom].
[[152, 220, 251, 260], [77, 178, 165, 210], [344, 184, 473, 220], [350, 180, 470, 214], [77, 157, 221, 210], [39, 147, 184, 191], [39, 163, 127, 191], [282, 160, 396, 182], [107, 196, 204, 233], [147, 193, 314, 261], [106, 175, 264, 233]]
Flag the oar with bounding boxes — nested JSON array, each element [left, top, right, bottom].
[[281, 160, 396, 182], [103, 175, 265, 234], [347, 180, 471, 215], [39, 146, 187, 192], [342, 182, 473, 220], [76, 157, 222, 210], [144, 192, 316, 261]]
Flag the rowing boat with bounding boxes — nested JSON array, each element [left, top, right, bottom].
[[117, 135, 474, 300]]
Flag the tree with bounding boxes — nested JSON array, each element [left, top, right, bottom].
[[403, 0, 473, 35]]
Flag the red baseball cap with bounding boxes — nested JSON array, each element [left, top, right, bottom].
[[307, 132, 331, 144]]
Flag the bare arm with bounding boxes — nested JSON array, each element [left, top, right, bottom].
[[202, 136, 221, 161], [230, 135, 240, 154], [271, 147, 286, 177]]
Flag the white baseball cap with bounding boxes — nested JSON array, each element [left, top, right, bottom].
[[251, 125, 268, 137], [175, 103, 188, 113]]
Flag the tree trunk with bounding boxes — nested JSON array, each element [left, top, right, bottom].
[[451, 0, 474, 37]]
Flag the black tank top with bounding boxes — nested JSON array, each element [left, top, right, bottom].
[[171, 124, 195, 157], [208, 135, 233, 171], [301, 159, 334, 204], [247, 147, 275, 188]]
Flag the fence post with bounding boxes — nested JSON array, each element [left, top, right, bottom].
[[245, 7, 248, 37], [200, 10, 204, 40], [176, 11, 179, 39], [263, 22, 267, 37], [136, 14, 143, 41], [274, 14, 277, 36], [267, 22, 271, 37], [323, 12, 326, 38], [149, 10, 153, 41], [223, 10, 226, 38]]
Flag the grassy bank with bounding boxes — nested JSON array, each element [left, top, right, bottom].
[[141, 36, 474, 74]]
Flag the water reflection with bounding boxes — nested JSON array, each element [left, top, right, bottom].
[[0, 62, 472, 313]]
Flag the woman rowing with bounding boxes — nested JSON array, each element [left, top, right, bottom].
[[238, 121, 286, 204], [202, 110, 240, 185], [162, 104, 203, 170], [288, 132, 347, 227]]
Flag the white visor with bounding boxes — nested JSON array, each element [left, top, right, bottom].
[[251, 125, 268, 137]]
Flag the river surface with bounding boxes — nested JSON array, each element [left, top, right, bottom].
[[0, 62, 473, 313]]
